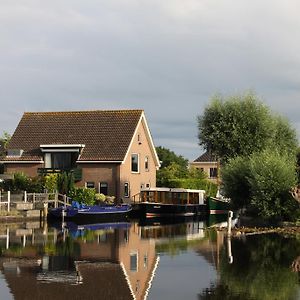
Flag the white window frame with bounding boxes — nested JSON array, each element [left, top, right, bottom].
[[130, 251, 138, 272], [124, 182, 130, 198], [145, 156, 149, 172], [131, 153, 140, 173], [99, 182, 108, 194], [85, 182, 95, 189]]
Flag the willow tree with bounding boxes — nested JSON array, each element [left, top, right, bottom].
[[197, 92, 298, 162], [198, 92, 299, 219]]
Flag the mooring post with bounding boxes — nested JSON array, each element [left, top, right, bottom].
[[43, 203, 48, 220], [7, 191, 10, 213], [227, 235, 233, 264], [227, 210, 233, 236], [24, 191, 27, 203], [227, 210, 234, 264], [6, 227, 9, 250]]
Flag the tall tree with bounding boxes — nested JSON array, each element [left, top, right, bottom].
[[0, 131, 11, 157], [197, 92, 297, 162], [156, 146, 188, 169]]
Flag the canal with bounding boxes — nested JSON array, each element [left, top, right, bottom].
[[0, 218, 299, 299]]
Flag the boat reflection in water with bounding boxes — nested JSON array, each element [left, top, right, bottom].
[[0, 217, 218, 300]]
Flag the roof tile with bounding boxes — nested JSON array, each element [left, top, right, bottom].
[[5, 110, 143, 161]]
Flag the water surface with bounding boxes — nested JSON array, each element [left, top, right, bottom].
[[0, 218, 299, 299]]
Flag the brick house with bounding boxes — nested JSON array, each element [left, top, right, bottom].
[[189, 151, 218, 183], [0, 110, 160, 202]]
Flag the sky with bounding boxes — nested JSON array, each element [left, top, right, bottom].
[[1, 0, 300, 160]]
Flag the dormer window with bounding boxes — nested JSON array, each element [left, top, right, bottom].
[[40, 144, 84, 170], [7, 149, 23, 157]]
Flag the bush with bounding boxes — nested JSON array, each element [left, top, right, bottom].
[[168, 178, 217, 197], [44, 174, 59, 193], [222, 149, 299, 220], [0, 172, 43, 193], [69, 187, 96, 205], [95, 193, 106, 204], [57, 172, 75, 195], [221, 156, 252, 209], [248, 150, 298, 220]]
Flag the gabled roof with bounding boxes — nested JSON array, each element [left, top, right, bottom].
[[193, 151, 217, 163], [3, 109, 158, 163]]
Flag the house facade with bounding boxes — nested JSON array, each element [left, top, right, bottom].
[[0, 110, 160, 202], [189, 151, 218, 183]]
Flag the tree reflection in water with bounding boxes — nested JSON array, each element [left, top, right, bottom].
[[199, 233, 300, 300]]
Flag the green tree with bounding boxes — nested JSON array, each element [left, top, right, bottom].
[[222, 149, 299, 220], [197, 92, 297, 162], [156, 146, 188, 169], [0, 131, 11, 150], [248, 150, 298, 220], [221, 156, 252, 209], [57, 172, 75, 195]]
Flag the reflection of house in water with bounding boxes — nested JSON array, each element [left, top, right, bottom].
[[0, 223, 158, 300]]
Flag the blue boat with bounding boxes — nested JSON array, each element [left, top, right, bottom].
[[49, 201, 132, 222]]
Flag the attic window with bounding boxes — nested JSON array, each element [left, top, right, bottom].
[[7, 149, 23, 157]]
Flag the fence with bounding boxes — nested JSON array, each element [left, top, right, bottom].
[[0, 191, 72, 213]]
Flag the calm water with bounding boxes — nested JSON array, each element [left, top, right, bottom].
[[0, 218, 299, 300]]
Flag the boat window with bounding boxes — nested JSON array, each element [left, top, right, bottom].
[[99, 182, 108, 195], [131, 154, 139, 173], [124, 182, 130, 198], [145, 156, 149, 171], [86, 182, 95, 189]]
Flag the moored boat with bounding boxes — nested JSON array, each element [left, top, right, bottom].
[[207, 195, 231, 214], [136, 187, 206, 218], [49, 202, 132, 222]]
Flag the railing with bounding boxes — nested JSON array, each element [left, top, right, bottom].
[[37, 168, 82, 181], [132, 192, 141, 204], [0, 191, 72, 213], [0, 191, 11, 212]]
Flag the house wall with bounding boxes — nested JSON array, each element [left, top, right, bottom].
[[189, 161, 218, 184], [77, 163, 120, 197], [120, 120, 157, 202], [4, 163, 43, 178], [118, 225, 157, 300]]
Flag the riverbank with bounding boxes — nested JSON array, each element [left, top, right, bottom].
[[0, 209, 43, 223]]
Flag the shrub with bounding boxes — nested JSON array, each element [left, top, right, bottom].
[[95, 193, 106, 204], [168, 178, 217, 197], [248, 149, 298, 220], [222, 149, 299, 220], [57, 172, 75, 195], [44, 174, 59, 193], [69, 187, 96, 205]]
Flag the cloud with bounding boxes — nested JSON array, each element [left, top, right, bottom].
[[1, 0, 300, 159]]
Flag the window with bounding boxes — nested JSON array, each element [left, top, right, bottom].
[[145, 156, 149, 171], [99, 182, 108, 195], [131, 154, 139, 173], [210, 168, 218, 178], [50, 152, 77, 169], [130, 252, 138, 272], [86, 182, 95, 188], [144, 254, 148, 268], [124, 182, 130, 198]]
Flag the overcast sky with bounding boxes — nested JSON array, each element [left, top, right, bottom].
[[1, 0, 300, 160]]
